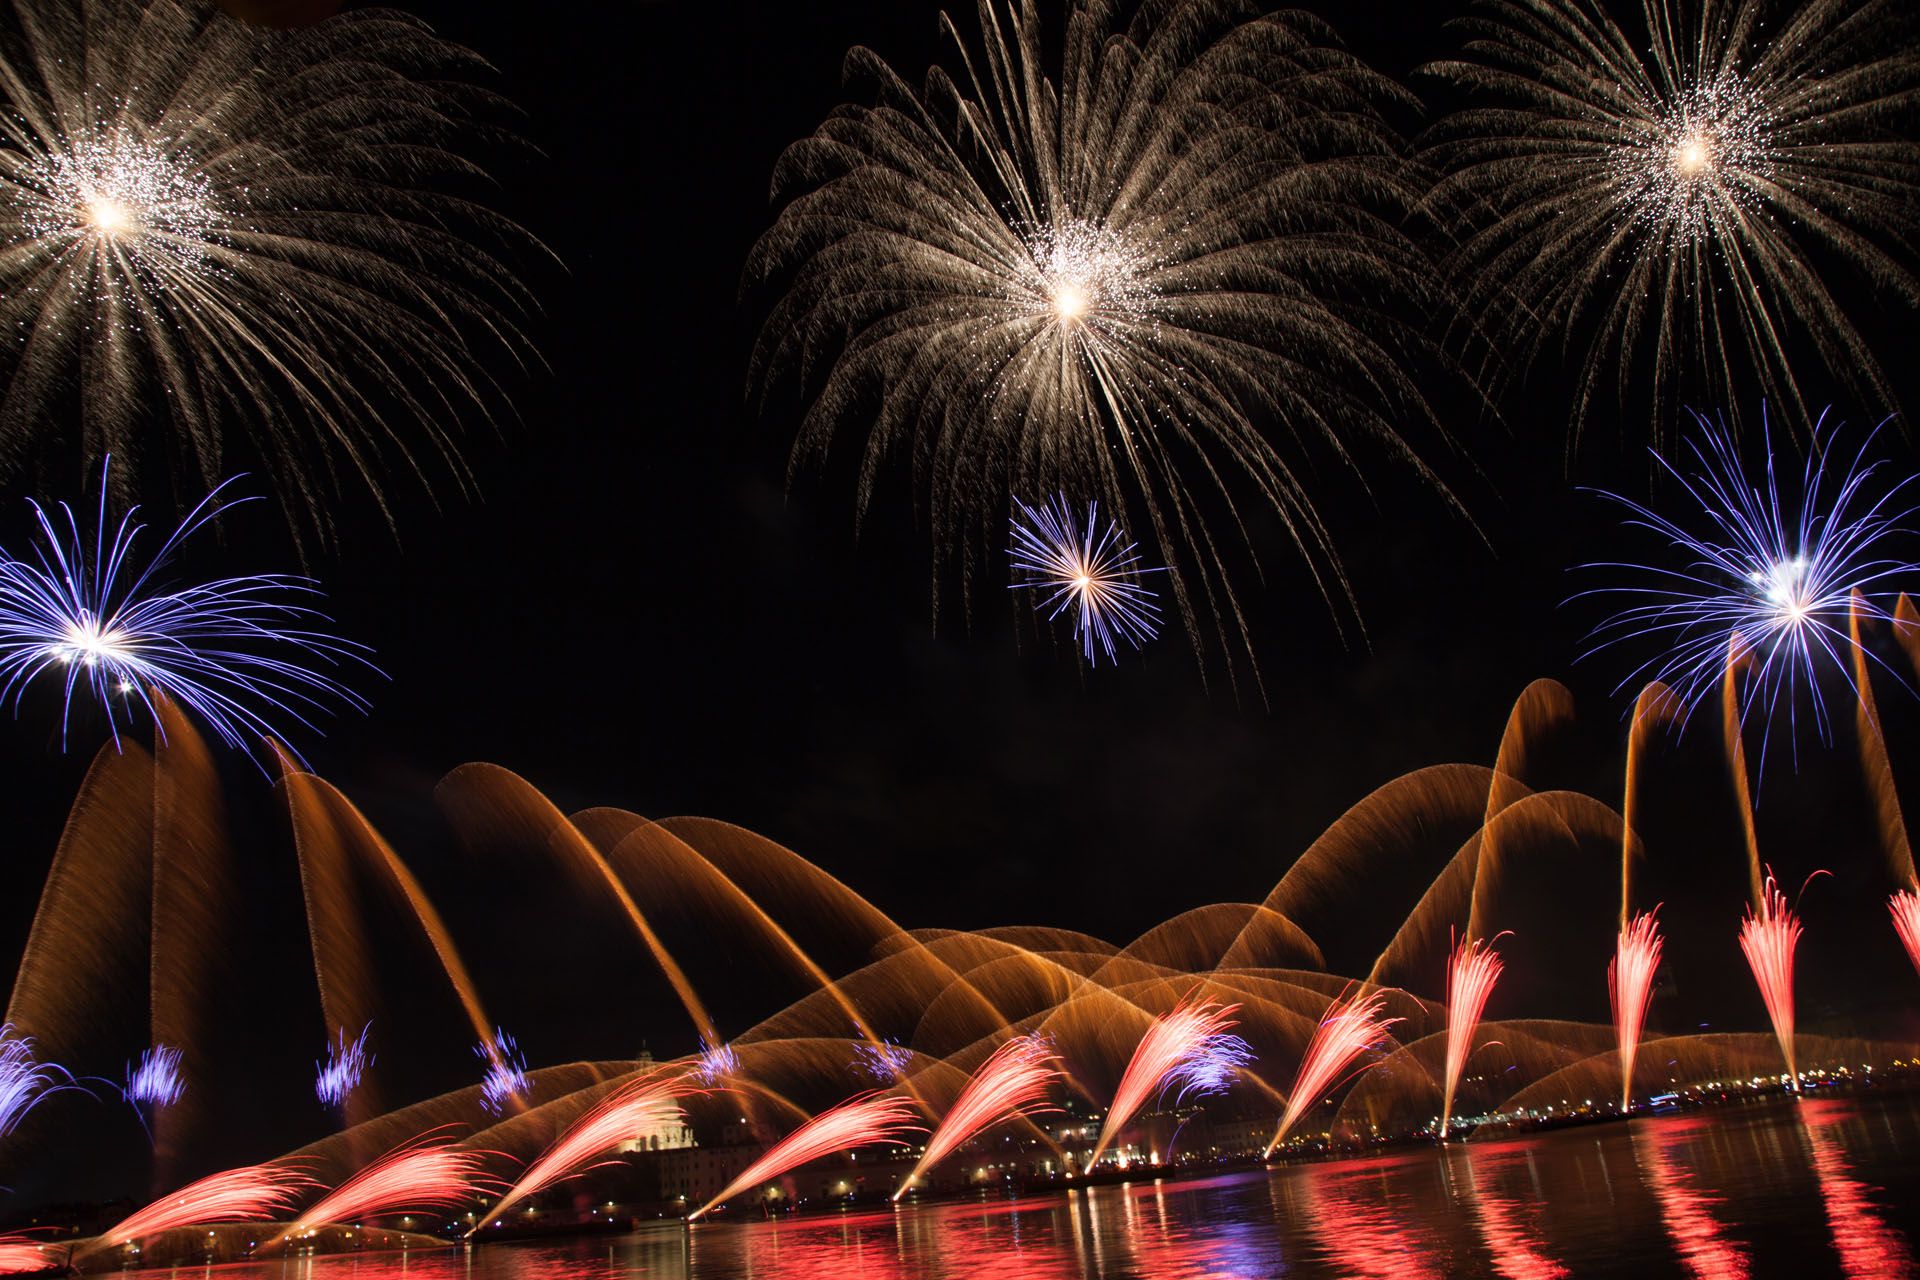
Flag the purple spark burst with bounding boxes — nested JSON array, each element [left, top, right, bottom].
[[314, 1024, 373, 1108], [476, 1029, 530, 1116], [1578, 410, 1919, 758], [852, 1038, 914, 1083], [124, 1045, 184, 1111], [1159, 1031, 1256, 1105], [1009, 494, 1163, 664], [0, 1023, 74, 1138], [694, 1038, 739, 1086], [0, 461, 372, 763]]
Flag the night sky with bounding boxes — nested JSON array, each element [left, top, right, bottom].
[[3, 0, 1920, 1197]]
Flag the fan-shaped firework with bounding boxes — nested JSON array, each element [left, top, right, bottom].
[[123, 1044, 184, 1111], [1578, 411, 1919, 751], [0, 466, 370, 759], [1423, 0, 1920, 435], [1009, 495, 1162, 664], [0, 1022, 73, 1139], [750, 0, 1447, 677], [0, 0, 539, 536]]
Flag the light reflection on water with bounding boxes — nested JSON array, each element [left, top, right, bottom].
[[95, 1096, 1920, 1278]]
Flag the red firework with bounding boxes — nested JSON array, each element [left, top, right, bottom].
[[476, 1069, 693, 1231], [1738, 872, 1809, 1090], [0, 1234, 51, 1274], [1890, 889, 1920, 980], [1091, 996, 1248, 1166], [290, 1130, 502, 1236], [690, 1091, 919, 1219], [1610, 911, 1664, 1111], [96, 1163, 315, 1249], [1267, 988, 1399, 1154], [896, 1035, 1060, 1199], [1441, 933, 1507, 1138]]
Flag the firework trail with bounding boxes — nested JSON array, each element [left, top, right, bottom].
[[751, 0, 1448, 680], [896, 1035, 1060, 1198], [0, 466, 370, 761], [1424, 0, 1920, 432], [1620, 681, 1679, 917], [287, 1132, 501, 1236], [1267, 988, 1399, 1154], [476, 1030, 530, 1116], [1891, 891, 1920, 981], [1610, 911, 1665, 1112], [0, 0, 540, 538], [314, 1024, 372, 1110], [1091, 997, 1251, 1167], [1579, 412, 1919, 763], [0, 1235, 51, 1273], [1009, 496, 1163, 663], [0, 1023, 74, 1139], [689, 1092, 919, 1220], [92, 1162, 314, 1250], [475, 1071, 694, 1232], [852, 1038, 913, 1083], [1441, 933, 1506, 1139], [1739, 871, 1814, 1090], [694, 1038, 739, 1087]]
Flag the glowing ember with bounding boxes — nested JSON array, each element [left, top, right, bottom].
[[897, 1035, 1060, 1198], [1610, 911, 1664, 1111], [96, 1163, 313, 1249], [1091, 996, 1250, 1167], [1441, 934, 1506, 1138], [1268, 988, 1399, 1153], [475, 1070, 693, 1231], [690, 1091, 919, 1220], [1890, 890, 1920, 981], [1739, 872, 1807, 1089], [291, 1132, 499, 1234]]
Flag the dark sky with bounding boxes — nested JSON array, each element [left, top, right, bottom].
[[4, 0, 1920, 1199]]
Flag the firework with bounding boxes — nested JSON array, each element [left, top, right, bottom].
[[475, 1070, 693, 1231], [751, 0, 1446, 674], [897, 1035, 1060, 1198], [475, 1030, 529, 1117], [1009, 495, 1162, 663], [124, 1044, 184, 1111], [313, 1024, 372, 1110], [852, 1038, 914, 1083], [95, 1163, 314, 1249], [694, 1038, 739, 1087], [290, 1132, 499, 1235], [1091, 997, 1250, 1166], [1610, 912, 1664, 1112], [1441, 933, 1506, 1138], [0, 1235, 50, 1273], [0, 0, 538, 537], [0, 466, 369, 759], [1891, 890, 1920, 980], [1424, 0, 1920, 431], [1579, 413, 1918, 754], [0, 1023, 73, 1139], [1739, 871, 1808, 1089], [1268, 989, 1399, 1153], [689, 1092, 919, 1220]]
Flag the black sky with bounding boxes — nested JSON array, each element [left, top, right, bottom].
[[4, 0, 1920, 1198]]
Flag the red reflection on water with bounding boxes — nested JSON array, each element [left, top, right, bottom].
[[1800, 1100, 1914, 1278], [1635, 1119, 1750, 1279], [1299, 1159, 1446, 1279], [1460, 1148, 1566, 1280]]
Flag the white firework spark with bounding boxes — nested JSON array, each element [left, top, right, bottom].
[[1424, 0, 1920, 436], [1009, 494, 1162, 665], [751, 0, 1450, 683], [0, 0, 540, 539]]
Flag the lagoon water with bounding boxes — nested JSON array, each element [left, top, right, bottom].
[[91, 1094, 1920, 1278]]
